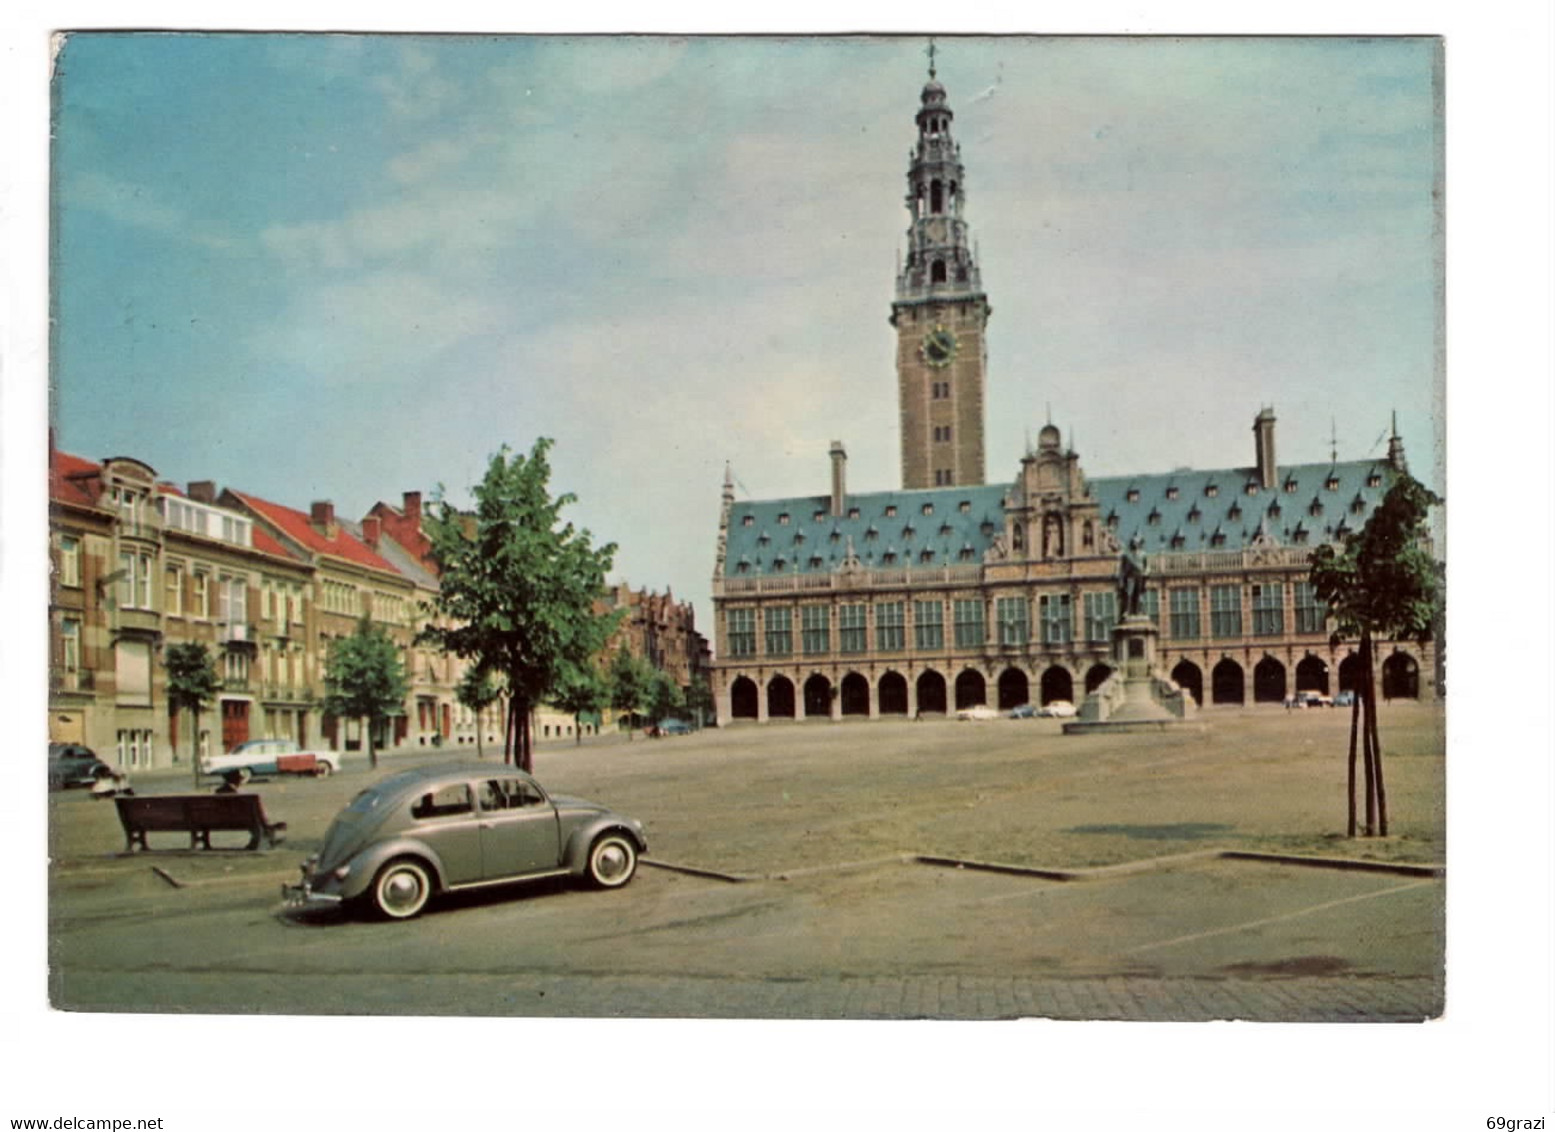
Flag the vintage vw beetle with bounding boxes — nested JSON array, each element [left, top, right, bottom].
[[284, 763, 647, 920]]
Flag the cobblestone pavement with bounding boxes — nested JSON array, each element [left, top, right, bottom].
[[54, 968, 1444, 1022]]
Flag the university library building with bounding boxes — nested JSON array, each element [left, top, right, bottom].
[[708, 69, 1437, 725]]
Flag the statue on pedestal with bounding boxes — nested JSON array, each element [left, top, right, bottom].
[[1118, 550, 1148, 617]]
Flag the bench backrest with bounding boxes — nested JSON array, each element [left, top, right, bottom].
[[116, 793, 266, 831]]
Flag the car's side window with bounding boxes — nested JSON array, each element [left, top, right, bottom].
[[410, 783, 474, 820], [479, 779, 545, 811]]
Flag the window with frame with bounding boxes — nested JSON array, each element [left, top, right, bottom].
[[764, 606, 792, 656], [217, 573, 248, 624], [223, 648, 250, 684], [164, 564, 184, 616], [1293, 581, 1325, 635], [59, 536, 82, 587], [875, 602, 906, 651], [192, 571, 211, 618], [914, 600, 944, 650], [60, 617, 81, 671], [117, 550, 155, 610], [1140, 587, 1161, 624], [997, 596, 1030, 646], [1083, 591, 1117, 642], [727, 608, 756, 657], [801, 606, 830, 654], [953, 599, 984, 648], [1251, 583, 1283, 636], [1039, 594, 1072, 645], [1210, 584, 1243, 639], [1169, 588, 1201, 640], [839, 604, 868, 653]]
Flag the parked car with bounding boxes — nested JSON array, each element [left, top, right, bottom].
[[284, 763, 648, 920], [1037, 700, 1077, 718], [1008, 703, 1037, 719], [1332, 690, 1356, 708], [653, 719, 694, 736], [956, 704, 1001, 721], [202, 737, 341, 783], [48, 743, 114, 790]]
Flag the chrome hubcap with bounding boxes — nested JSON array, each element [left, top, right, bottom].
[[384, 871, 422, 910], [595, 844, 627, 879]]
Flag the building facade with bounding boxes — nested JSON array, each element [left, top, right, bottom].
[[708, 69, 1438, 723]]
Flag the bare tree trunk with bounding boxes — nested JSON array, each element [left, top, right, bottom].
[[574, 714, 582, 746], [1370, 678, 1389, 836], [365, 715, 378, 770], [1361, 633, 1377, 836], [518, 701, 533, 774], [190, 707, 201, 789], [1346, 691, 1359, 838], [504, 698, 518, 766]]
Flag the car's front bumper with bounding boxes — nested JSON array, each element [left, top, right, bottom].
[[281, 878, 345, 909]]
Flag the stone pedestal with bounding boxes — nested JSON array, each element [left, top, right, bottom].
[[1065, 615, 1200, 735]]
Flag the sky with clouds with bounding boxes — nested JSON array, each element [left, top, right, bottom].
[[50, 34, 1443, 624]]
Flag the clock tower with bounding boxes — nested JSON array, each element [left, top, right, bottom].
[[890, 54, 990, 490]]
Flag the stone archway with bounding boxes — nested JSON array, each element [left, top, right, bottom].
[[916, 669, 947, 715], [1253, 656, 1287, 703], [878, 671, 909, 716], [1295, 655, 1330, 695], [1382, 652, 1420, 700], [954, 669, 988, 710], [802, 674, 832, 718], [840, 672, 871, 717], [1170, 659, 1203, 706], [1337, 653, 1363, 694], [996, 667, 1030, 710], [1040, 665, 1074, 706], [1084, 663, 1114, 694], [767, 675, 795, 719], [730, 676, 759, 720], [1212, 658, 1245, 705]]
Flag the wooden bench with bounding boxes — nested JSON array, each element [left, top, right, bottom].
[[114, 794, 288, 852]]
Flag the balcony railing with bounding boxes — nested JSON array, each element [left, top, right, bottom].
[[50, 668, 96, 694], [718, 563, 985, 597]]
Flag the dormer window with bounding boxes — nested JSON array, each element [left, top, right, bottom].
[[1147, 508, 1162, 527], [772, 556, 786, 571], [958, 500, 971, 514], [921, 503, 934, 516], [919, 549, 935, 563], [794, 531, 806, 545], [1187, 506, 1201, 524], [758, 533, 770, 546], [848, 506, 861, 519], [1367, 473, 1382, 488], [939, 523, 953, 537], [1126, 488, 1140, 503], [1166, 487, 1180, 501], [1106, 513, 1119, 530], [866, 526, 879, 542], [885, 505, 897, 518], [1170, 533, 1186, 550], [1246, 482, 1260, 496], [1268, 502, 1282, 519], [813, 510, 826, 523], [1205, 483, 1219, 498], [1326, 475, 1340, 491], [778, 512, 790, 526], [1309, 500, 1324, 518], [1293, 527, 1310, 545], [809, 555, 824, 569], [980, 521, 995, 537], [1210, 530, 1226, 548], [882, 551, 897, 565], [1284, 479, 1299, 494], [736, 561, 750, 574], [902, 525, 915, 541], [1228, 503, 1243, 522], [741, 515, 754, 527], [959, 546, 977, 561], [830, 530, 841, 543], [1350, 497, 1366, 515]]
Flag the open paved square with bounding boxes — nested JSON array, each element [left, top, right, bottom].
[[49, 702, 1445, 1020]]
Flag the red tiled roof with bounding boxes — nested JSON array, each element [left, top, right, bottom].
[[49, 450, 103, 508], [230, 490, 398, 574]]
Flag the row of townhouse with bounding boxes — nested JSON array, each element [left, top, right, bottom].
[[46, 441, 618, 772]]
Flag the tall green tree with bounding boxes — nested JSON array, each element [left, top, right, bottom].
[[552, 660, 608, 746], [647, 668, 686, 726], [455, 664, 504, 760], [684, 674, 714, 730], [322, 616, 409, 770], [1309, 472, 1442, 837], [164, 641, 219, 787], [608, 646, 652, 740], [420, 439, 620, 773]]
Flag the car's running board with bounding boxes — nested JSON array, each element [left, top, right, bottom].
[[444, 868, 571, 893]]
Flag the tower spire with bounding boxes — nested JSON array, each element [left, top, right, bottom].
[[926, 36, 937, 79]]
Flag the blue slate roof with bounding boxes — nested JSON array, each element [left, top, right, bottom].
[[722, 459, 1397, 577]]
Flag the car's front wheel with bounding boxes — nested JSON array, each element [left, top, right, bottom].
[[314, 761, 333, 779], [372, 859, 433, 920], [586, 833, 638, 889]]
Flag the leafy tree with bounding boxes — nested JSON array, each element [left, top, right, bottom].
[[684, 674, 714, 729], [608, 646, 653, 740], [322, 616, 409, 770], [456, 664, 504, 760], [1309, 473, 1442, 837], [552, 660, 608, 746], [647, 668, 685, 726], [420, 439, 620, 772], [164, 641, 219, 786]]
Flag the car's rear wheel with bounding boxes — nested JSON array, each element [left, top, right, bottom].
[[586, 833, 638, 889], [233, 767, 252, 785], [314, 761, 333, 779], [372, 859, 433, 920]]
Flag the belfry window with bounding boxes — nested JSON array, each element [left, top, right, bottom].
[[931, 259, 947, 284], [930, 180, 944, 214]]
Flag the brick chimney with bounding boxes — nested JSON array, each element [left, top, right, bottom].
[[1253, 409, 1277, 490], [361, 515, 381, 548], [829, 440, 848, 517], [403, 490, 422, 526], [310, 501, 336, 533], [187, 481, 217, 503]]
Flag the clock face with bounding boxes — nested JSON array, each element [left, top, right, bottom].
[[922, 326, 958, 367]]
